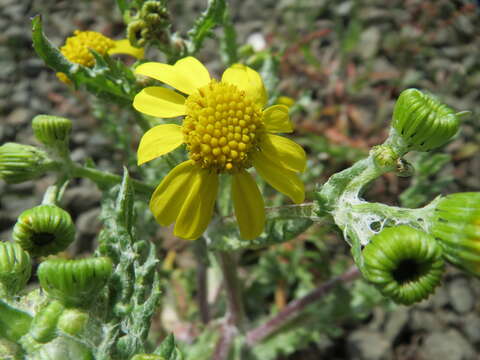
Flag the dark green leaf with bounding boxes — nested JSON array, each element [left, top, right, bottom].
[[31, 15, 72, 73], [187, 0, 226, 54]]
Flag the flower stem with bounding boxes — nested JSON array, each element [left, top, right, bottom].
[[194, 238, 210, 324], [216, 251, 245, 330], [245, 265, 360, 346], [71, 164, 154, 196]]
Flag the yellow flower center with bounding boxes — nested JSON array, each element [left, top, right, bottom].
[[60, 30, 115, 67], [183, 80, 264, 172]]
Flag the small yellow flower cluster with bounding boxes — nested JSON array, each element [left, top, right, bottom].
[[56, 31, 144, 84], [60, 30, 115, 67]]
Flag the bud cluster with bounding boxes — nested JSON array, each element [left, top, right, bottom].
[[127, 1, 170, 48]]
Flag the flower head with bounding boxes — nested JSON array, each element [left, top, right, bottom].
[[133, 57, 306, 240], [362, 225, 444, 305], [57, 30, 144, 83]]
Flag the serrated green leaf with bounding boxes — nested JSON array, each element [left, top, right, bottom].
[[31, 15, 72, 74], [154, 334, 175, 358], [187, 0, 226, 54], [207, 217, 313, 251]]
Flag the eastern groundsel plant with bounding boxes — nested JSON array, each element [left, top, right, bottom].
[[0, 1, 478, 359]]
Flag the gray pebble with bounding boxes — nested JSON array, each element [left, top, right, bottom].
[[420, 329, 476, 360], [448, 277, 475, 314]]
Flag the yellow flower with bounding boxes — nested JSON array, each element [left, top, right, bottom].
[[56, 30, 144, 83], [134, 57, 306, 240]]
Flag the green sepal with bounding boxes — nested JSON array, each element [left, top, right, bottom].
[[0, 242, 32, 296], [13, 205, 76, 257], [0, 300, 32, 342], [37, 257, 113, 307], [361, 225, 444, 305]]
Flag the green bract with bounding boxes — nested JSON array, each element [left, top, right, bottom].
[[0, 242, 32, 296], [430, 192, 480, 277], [29, 301, 64, 343], [13, 205, 76, 257], [392, 88, 459, 152], [37, 257, 113, 307], [362, 225, 444, 305], [32, 114, 72, 147], [0, 143, 57, 184]]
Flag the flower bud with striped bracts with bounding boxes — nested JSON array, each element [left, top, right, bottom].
[[32, 115, 72, 147], [361, 225, 444, 305], [37, 257, 113, 307], [0, 143, 57, 184], [392, 89, 460, 152], [13, 205, 75, 257], [430, 192, 480, 277], [0, 242, 32, 296]]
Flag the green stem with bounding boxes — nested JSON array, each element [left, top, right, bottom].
[[71, 164, 154, 196]]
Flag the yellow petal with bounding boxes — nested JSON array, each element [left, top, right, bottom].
[[135, 57, 210, 95], [221, 64, 267, 107], [263, 105, 293, 133], [137, 124, 184, 165], [260, 134, 306, 172], [174, 169, 219, 240], [232, 170, 265, 240], [253, 151, 305, 204], [133, 86, 186, 118], [150, 160, 197, 226], [108, 39, 144, 59]]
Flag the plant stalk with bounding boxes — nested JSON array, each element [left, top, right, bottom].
[[245, 265, 360, 346]]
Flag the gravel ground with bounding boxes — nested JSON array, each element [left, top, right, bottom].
[[1, 0, 480, 359]]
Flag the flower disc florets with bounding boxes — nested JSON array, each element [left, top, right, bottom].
[[183, 80, 264, 172]]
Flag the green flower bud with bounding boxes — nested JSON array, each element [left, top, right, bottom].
[[0, 143, 57, 184], [30, 301, 64, 343], [32, 115, 72, 147], [430, 192, 480, 276], [131, 355, 165, 360], [0, 299, 32, 342], [33, 336, 93, 360], [362, 225, 444, 305], [127, 20, 147, 48], [37, 257, 113, 307], [0, 242, 32, 296], [13, 205, 75, 257], [371, 145, 398, 168], [57, 309, 89, 336], [392, 89, 460, 151]]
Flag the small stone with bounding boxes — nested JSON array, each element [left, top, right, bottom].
[[462, 313, 480, 344], [448, 277, 474, 314], [410, 309, 442, 332], [420, 329, 475, 360], [347, 330, 391, 360], [5, 108, 31, 126], [383, 307, 409, 342], [62, 185, 102, 217]]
